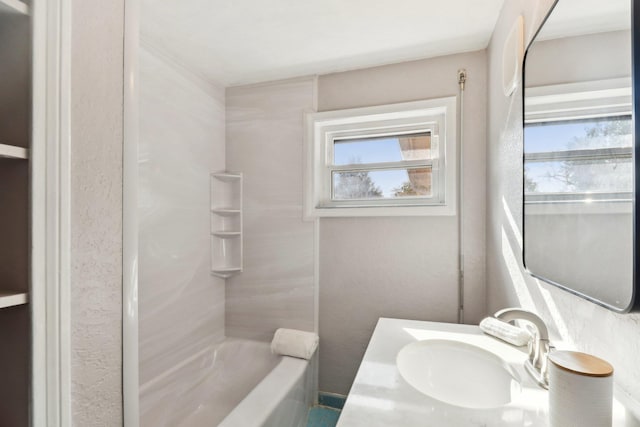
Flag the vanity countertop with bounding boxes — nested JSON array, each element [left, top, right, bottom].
[[337, 318, 639, 427]]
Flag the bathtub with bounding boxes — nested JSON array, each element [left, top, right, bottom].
[[140, 338, 315, 427]]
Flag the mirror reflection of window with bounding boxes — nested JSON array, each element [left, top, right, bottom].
[[522, 0, 635, 311], [525, 115, 633, 201]]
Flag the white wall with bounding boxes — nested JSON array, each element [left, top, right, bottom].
[[525, 209, 632, 304], [70, 0, 124, 423], [486, 0, 640, 406], [526, 30, 631, 87], [225, 78, 317, 341], [317, 51, 487, 394], [137, 44, 226, 423]]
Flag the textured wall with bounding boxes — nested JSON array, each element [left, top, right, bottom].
[[225, 78, 316, 341], [486, 0, 640, 407], [70, 0, 124, 423], [317, 52, 487, 394], [137, 43, 227, 421]]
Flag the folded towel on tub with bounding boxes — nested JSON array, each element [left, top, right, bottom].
[[271, 328, 319, 360]]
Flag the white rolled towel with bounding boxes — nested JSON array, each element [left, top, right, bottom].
[[479, 317, 532, 347], [271, 328, 319, 360]]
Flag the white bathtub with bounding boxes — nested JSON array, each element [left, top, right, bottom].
[[140, 338, 315, 427]]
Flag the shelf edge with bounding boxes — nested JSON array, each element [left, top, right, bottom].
[[211, 172, 242, 182], [211, 209, 241, 214], [211, 231, 241, 237], [0, 0, 29, 15], [0, 143, 29, 159], [211, 268, 242, 279], [0, 291, 29, 309]]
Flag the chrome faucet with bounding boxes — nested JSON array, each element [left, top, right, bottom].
[[494, 308, 551, 389]]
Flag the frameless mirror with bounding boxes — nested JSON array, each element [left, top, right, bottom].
[[523, 0, 639, 311]]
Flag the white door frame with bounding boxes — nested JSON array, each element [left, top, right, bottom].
[[31, 0, 72, 425]]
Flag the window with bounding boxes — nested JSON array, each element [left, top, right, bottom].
[[524, 79, 633, 206], [304, 97, 457, 217]]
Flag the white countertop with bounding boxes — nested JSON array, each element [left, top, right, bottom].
[[337, 318, 640, 427]]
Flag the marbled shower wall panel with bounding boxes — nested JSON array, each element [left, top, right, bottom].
[[226, 78, 316, 341], [138, 45, 226, 404]]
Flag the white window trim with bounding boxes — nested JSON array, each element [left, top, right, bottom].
[[524, 78, 631, 123], [304, 97, 457, 218]]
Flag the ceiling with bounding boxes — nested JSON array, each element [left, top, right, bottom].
[[141, 0, 505, 87]]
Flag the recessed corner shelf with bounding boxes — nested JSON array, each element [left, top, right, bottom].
[[0, 143, 29, 159], [0, 291, 28, 309], [210, 172, 243, 279], [0, 0, 29, 15]]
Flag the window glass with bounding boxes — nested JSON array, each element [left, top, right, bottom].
[[524, 115, 632, 197], [525, 159, 632, 194], [332, 167, 432, 200], [333, 133, 431, 165], [525, 116, 631, 153]]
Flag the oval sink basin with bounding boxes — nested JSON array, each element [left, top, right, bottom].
[[396, 339, 520, 409]]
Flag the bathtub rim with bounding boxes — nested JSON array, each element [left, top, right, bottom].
[[218, 355, 311, 427]]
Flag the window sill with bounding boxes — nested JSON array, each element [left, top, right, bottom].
[[305, 203, 456, 219]]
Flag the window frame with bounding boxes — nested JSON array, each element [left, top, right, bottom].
[[304, 97, 457, 218]]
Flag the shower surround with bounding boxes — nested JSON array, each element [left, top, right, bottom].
[[225, 78, 317, 341], [137, 44, 226, 414], [135, 44, 319, 423]]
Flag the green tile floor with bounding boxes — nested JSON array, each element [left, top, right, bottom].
[[307, 393, 345, 427], [306, 406, 341, 427]]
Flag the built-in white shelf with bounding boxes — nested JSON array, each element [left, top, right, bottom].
[[0, 0, 29, 15], [211, 208, 241, 215], [212, 173, 242, 181], [0, 143, 28, 159], [211, 267, 242, 279], [0, 291, 28, 309], [211, 172, 243, 278], [211, 231, 241, 237]]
